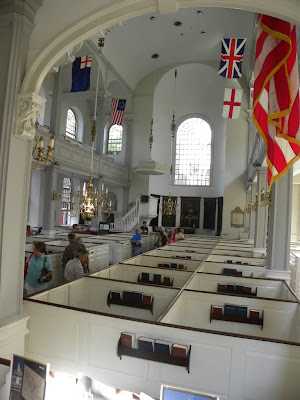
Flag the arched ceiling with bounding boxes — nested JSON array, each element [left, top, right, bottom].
[[96, 7, 257, 90]]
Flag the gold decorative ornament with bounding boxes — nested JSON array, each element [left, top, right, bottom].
[[32, 134, 55, 170], [162, 196, 177, 216]]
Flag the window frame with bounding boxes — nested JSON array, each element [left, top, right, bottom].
[[107, 124, 123, 155], [65, 108, 77, 140], [172, 114, 213, 187]]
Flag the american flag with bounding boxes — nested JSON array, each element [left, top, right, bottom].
[[218, 38, 246, 78], [110, 99, 127, 125], [222, 88, 243, 119], [253, 15, 300, 187]]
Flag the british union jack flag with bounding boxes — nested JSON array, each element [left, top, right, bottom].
[[218, 38, 246, 78]]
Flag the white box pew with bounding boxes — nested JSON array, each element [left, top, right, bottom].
[[122, 255, 201, 272], [216, 243, 253, 250], [24, 294, 300, 400], [109, 233, 156, 253], [147, 249, 208, 261], [86, 236, 131, 264], [212, 249, 258, 257], [157, 244, 212, 254], [186, 273, 297, 300], [175, 241, 216, 249], [84, 277, 180, 321], [199, 261, 266, 278], [91, 263, 193, 288], [207, 254, 265, 266], [160, 289, 300, 342]]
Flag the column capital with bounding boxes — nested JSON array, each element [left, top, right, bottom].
[[16, 92, 45, 140], [255, 166, 268, 174]]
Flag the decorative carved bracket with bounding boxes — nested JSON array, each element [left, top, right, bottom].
[[16, 92, 46, 140]]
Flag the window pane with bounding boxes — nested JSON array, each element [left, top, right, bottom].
[[174, 118, 212, 186], [66, 109, 77, 139], [108, 125, 123, 154]]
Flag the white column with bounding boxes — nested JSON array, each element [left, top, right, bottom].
[[158, 196, 163, 227], [49, 67, 63, 135], [254, 167, 268, 254], [0, 0, 43, 358], [248, 182, 257, 242], [70, 176, 80, 226], [266, 168, 292, 281], [175, 197, 181, 227], [28, 169, 45, 229], [43, 165, 59, 234], [244, 189, 251, 234]]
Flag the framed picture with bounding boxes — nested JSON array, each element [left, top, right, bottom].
[[9, 354, 49, 400], [180, 197, 200, 228], [231, 207, 245, 228], [161, 385, 219, 400]]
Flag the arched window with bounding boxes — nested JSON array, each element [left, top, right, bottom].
[[107, 124, 123, 154], [66, 109, 77, 139], [174, 117, 212, 186]]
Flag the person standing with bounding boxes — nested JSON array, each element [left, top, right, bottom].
[[25, 242, 53, 295], [140, 221, 148, 234], [64, 248, 89, 282], [131, 228, 143, 257], [61, 233, 81, 268]]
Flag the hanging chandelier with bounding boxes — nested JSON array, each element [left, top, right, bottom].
[[162, 195, 177, 216], [79, 39, 112, 222]]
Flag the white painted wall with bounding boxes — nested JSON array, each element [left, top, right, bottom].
[[149, 63, 226, 198], [291, 184, 300, 241], [222, 92, 249, 239]]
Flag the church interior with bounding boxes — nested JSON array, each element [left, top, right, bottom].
[[1, 1, 300, 399]]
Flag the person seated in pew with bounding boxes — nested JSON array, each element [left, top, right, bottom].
[[35, 227, 42, 236], [64, 248, 88, 282], [167, 232, 175, 244], [26, 225, 34, 236], [71, 223, 81, 233], [175, 228, 185, 241], [155, 231, 167, 248], [75, 237, 90, 274]]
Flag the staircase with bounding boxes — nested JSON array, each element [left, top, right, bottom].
[[110, 198, 140, 232]]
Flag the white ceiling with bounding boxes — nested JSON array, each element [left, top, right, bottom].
[[97, 7, 257, 90]]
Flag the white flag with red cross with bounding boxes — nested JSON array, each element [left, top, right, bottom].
[[222, 88, 243, 119]]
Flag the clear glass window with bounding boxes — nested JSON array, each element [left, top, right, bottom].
[[66, 109, 77, 139], [107, 124, 123, 154], [174, 118, 212, 186]]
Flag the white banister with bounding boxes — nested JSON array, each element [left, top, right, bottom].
[[110, 198, 140, 232]]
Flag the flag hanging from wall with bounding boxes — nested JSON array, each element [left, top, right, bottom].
[[253, 14, 300, 187], [218, 38, 246, 78], [222, 88, 243, 119], [71, 55, 92, 92], [110, 99, 127, 125]]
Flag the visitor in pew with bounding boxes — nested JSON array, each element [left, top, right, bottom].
[[131, 228, 143, 257], [75, 237, 90, 274], [140, 221, 148, 234], [175, 228, 185, 242], [167, 232, 174, 244], [35, 227, 42, 235], [26, 225, 34, 236], [25, 242, 53, 295], [155, 231, 167, 248], [71, 224, 81, 233], [61, 233, 82, 268], [64, 248, 88, 282]]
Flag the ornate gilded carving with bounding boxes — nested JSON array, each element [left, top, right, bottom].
[[16, 92, 45, 140]]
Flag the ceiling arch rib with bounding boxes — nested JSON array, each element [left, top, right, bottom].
[[21, 0, 300, 96]]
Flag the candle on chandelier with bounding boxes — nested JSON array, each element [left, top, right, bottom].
[[49, 134, 55, 148], [39, 137, 44, 148], [102, 183, 104, 192], [106, 188, 108, 194]]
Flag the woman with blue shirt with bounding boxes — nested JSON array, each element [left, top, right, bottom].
[[25, 242, 53, 295]]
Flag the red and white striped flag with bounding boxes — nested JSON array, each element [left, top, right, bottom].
[[253, 14, 300, 188], [110, 98, 126, 125], [222, 88, 243, 119]]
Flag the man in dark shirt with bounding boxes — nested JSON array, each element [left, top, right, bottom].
[[62, 233, 82, 268], [140, 221, 148, 234]]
